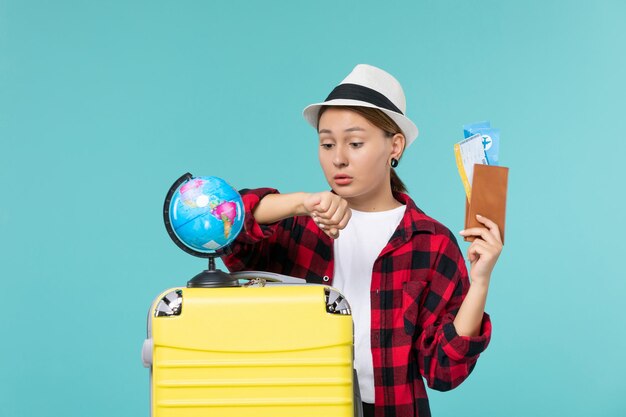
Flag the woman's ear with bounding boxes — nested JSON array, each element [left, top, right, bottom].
[[391, 133, 406, 160]]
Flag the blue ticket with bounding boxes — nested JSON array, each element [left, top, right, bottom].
[[463, 121, 491, 139], [463, 121, 500, 166]]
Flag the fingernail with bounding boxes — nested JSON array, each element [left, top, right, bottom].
[[476, 214, 482, 218], [318, 223, 325, 229], [459, 230, 465, 234]]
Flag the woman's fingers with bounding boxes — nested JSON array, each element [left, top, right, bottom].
[[308, 192, 351, 239], [313, 196, 349, 224], [315, 194, 339, 217], [315, 212, 350, 234], [316, 202, 348, 225], [337, 208, 352, 229], [329, 199, 349, 224], [313, 193, 332, 213], [465, 230, 502, 282], [461, 214, 502, 245], [459, 215, 504, 285], [324, 197, 342, 222], [322, 207, 352, 239], [315, 224, 340, 239], [467, 239, 490, 260], [460, 222, 502, 248], [460, 227, 495, 245], [474, 214, 503, 244]]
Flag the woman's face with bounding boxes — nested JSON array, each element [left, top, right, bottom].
[[318, 107, 399, 204]]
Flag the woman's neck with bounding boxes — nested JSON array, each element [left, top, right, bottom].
[[346, 186, 403, 212]]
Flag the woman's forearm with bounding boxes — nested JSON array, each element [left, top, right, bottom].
[[252, 193, 308, 224], [455, 214, 502, 337], [453, 281, 489, 337]]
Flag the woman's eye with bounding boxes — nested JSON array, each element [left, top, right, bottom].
[[350, 142, 364, 148], [321, 143, 334, 149]]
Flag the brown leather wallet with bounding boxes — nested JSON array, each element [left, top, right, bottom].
[[464, 164, 509, 244]]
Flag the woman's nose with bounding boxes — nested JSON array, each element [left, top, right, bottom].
[[333, 146, 348, 167]]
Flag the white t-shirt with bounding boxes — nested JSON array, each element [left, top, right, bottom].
[[332, 204, 406, 404]]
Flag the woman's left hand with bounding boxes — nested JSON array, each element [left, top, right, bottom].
[[459, 214, 503, 286]]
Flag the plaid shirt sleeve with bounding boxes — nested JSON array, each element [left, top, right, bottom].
[[219, 188, 333, 283], [218, 187, 281, 272], [415, 232, 492, 392]]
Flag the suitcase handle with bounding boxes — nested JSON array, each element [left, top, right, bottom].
[[229, 271, 307, 284]]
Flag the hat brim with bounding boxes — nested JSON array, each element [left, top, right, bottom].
[[303, 99, 419, 147]]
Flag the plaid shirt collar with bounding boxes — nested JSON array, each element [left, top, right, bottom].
[[381, 192, 436, 254]]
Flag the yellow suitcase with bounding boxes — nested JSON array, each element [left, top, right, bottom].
[[142, 271, 361, 417]]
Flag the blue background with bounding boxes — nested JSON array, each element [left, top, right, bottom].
[[1, 1, 625, 416]]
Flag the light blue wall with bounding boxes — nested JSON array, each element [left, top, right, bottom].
[[1, 1, 625, 416]]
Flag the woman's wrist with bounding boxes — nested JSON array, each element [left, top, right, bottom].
[[454, 281, 489, 337], [469, 277, 491, 292], [294, 192, 311, 216]]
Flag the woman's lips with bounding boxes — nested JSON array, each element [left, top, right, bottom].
[[334, 175, 353, 185]]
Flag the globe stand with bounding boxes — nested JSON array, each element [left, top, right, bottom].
[[164, 172, 242, 289], [186, 254, 240, 288]]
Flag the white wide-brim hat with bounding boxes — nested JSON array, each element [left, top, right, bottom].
[[303, 64, 419, 147]]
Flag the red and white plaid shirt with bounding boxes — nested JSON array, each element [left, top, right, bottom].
[[220, 188, 492, 417]]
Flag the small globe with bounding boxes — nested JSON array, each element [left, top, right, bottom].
[[168, 176, 244, 253]]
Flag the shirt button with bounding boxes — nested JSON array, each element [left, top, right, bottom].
[[322, 276, 330, 282]]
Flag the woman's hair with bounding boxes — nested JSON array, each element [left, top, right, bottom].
[[317, 105, 408, 194]]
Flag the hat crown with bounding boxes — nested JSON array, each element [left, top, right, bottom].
[[302, 63, 419, 146], [340, 64, 407, 114]]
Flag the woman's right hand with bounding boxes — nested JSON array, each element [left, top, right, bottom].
[[302, 192, 352, 239]]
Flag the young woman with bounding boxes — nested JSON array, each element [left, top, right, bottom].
[[221, 64, 502, 417]]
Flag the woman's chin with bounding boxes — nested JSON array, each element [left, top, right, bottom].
[[330, 186, 359, 200]]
